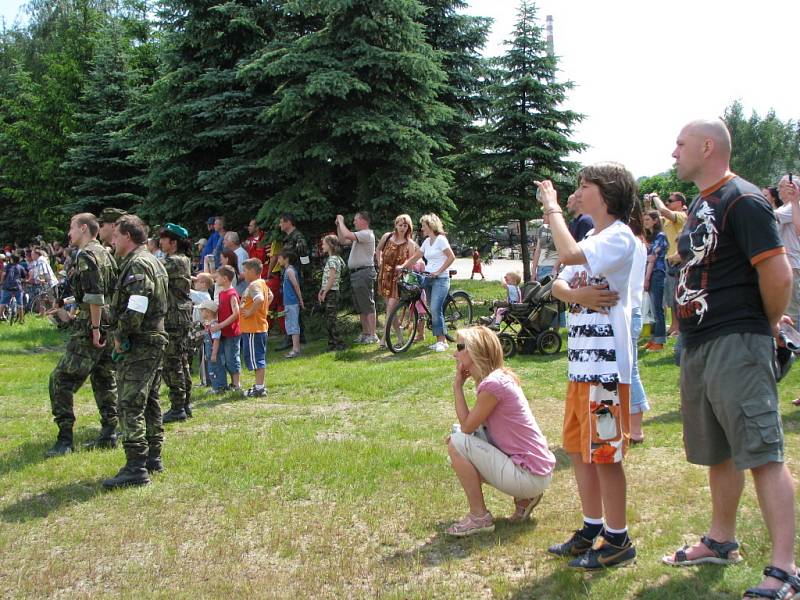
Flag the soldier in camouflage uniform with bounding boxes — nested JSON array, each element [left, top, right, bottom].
[[98, 207, 127, 248], [103, 215, 169, 490], [46, 213, 119, 457], [275, 214, 310, 350], [158, 223, 194, 423]]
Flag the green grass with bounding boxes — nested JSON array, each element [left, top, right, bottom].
[[1, 280, 799, 598]]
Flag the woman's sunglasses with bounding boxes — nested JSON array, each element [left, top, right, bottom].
[[456, 343, 465, 352]]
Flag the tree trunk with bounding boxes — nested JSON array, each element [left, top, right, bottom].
[[519, 218, 531, 282]]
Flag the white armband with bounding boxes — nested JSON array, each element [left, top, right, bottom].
[[127, 295, 149, 314], [299, 255, 310, 265]]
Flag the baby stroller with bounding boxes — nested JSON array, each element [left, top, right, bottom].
[[491, 276, 563, 358]]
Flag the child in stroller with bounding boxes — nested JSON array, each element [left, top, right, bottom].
[[482, 275, 563, 358], [479, 271, 522, 330]]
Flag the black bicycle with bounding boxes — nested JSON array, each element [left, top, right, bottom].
[[384, 269, 473, 353]]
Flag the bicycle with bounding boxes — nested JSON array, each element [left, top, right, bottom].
[[29, 282, 60, 316], [7, 295, 22, 326], [384, 269, 473, 354]]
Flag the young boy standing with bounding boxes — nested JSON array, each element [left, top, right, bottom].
[[318, 235, 346, 351], [277, 250, 303, 358], [199, 299, 223, 392], [536, 163, 638, 570], [240, 258, 273, 397], [211, 265, 241, 392]]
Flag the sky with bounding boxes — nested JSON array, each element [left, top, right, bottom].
[[464, 0, 800, 177], [0, 0, 797, 178]]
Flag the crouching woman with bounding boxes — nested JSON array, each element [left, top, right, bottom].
[[446, 326, 556, 536]]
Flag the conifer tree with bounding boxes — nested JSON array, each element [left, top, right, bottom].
[[462, 0, 584, 281], [62, 22, 148, 214], [249, 0, 454, 233], [140, 0, 280, 232]]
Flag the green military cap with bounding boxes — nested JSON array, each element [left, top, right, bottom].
[[98, 207, 127, 224], [161, 222, 189, 239]]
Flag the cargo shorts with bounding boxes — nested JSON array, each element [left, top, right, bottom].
[[680, 332, 783, 470]]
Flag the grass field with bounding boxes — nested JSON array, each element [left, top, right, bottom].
[[1, 280, 799, 599]]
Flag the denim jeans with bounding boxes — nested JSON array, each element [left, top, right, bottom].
[[649, 269, 666, 344], [630, 308, 650, 414], [423, 275, 450, 337], [204, 336, 225, 390]]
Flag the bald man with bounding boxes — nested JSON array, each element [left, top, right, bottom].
[[662, 119, 798, 598]]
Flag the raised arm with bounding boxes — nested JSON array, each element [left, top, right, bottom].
[[534, 181, 587, 266]]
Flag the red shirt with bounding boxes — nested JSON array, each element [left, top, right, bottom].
[[217, 287, 241, 337], [245, 231, 270, 278]]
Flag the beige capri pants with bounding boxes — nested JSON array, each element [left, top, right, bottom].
[[450, 428, 552, 499]]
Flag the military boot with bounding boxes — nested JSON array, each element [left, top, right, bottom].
[[162, 407, 188, 424], [145, 447, 164, 474], [184, 403, 193, 418], [83, 425, 118, 450], [102, 458, 150, 490], [45, 427, 74, 457]]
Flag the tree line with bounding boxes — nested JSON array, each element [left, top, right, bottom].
[[1, 0, 797, 281], [0, 0, 585, 279]]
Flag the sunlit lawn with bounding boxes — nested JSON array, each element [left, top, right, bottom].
[[1, 280, 799, 598]]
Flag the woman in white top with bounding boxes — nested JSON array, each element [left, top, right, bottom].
[[399, 214, 455, 352], [627, 201, 650, 443]]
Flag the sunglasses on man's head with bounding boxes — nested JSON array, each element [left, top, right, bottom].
[[456, 343, 465, 352]]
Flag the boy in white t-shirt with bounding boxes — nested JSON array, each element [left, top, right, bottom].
[[535, 163, 638, 570]]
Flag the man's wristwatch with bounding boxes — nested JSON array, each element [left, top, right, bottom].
[[91, 325, 100, 330]]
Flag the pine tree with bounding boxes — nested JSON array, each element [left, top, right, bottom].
[[417, 0, 492, 235], [140, 0, 281, 232], [249, 0, 455, 234], [462, 0, 583, 281], [62, 21, 148, 215]]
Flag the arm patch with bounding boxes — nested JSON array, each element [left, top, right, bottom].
[[127, 295, 149, 313]]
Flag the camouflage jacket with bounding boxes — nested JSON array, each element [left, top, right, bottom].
[[283, 228, 309, 273], [71, 239, 117, 333], [110, 246, 168, 347], [161, 252, 193, 331]]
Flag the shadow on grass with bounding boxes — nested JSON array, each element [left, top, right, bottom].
[[507, 561, 731, 599], [383, 518, 537, 567], [643, 409, 683, 426], [0, 439, 52, 477], [507, 565, 599, 599], [552, 447, 572, 472], [1, 480, 103, 523], [633, 565, 731, 599]]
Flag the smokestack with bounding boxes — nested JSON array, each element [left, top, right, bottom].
[[546, 15, 554, 56]]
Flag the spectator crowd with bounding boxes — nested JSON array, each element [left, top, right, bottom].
[[3, 117, 800, 598]]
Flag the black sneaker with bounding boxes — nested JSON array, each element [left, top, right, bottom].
[[548, 530, 595, 557], [568, 536, 636, 570], [245, 386, 267, 398]]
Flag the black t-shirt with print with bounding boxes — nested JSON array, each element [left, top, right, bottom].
[[675, 174, 784, 349]]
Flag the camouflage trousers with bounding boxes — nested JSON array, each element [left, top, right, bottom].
[[49, 334, 117, 430], [324, 290, 342, 347], [163, 328, 192, 411], [117, 341, 165, 461]]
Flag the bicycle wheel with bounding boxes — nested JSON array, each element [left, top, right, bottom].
[[443, 291, 473, 338], [31, 293, 54, 315], [8, 301, 18, 326], [385, 300, 418, 354]]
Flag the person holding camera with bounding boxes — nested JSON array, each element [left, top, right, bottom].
[[445, 326, 555, 537], [646, 192, 687, 337]]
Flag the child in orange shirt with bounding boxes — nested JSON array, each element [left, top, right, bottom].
[[239, 258, 273, 397]]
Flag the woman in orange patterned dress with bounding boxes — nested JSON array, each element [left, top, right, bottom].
[[376, 214, 417, 348]]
